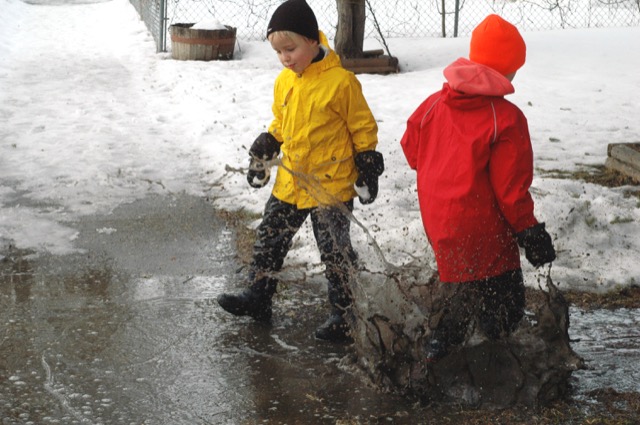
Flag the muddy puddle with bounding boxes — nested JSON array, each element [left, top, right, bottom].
[[1, 194, 639, 424], [570, 307, 640, 394]]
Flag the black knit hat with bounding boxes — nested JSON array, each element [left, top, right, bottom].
[[266, 0, 319, 42]]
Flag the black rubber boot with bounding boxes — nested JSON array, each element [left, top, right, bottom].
[[315, 311, 352, 342], [217, 277, 276, 322]]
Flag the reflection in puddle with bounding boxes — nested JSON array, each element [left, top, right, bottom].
[[1, 250, 639, 423], [570, 307, 640, 394]]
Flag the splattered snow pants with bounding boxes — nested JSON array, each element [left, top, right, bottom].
[[250, 195, 357, 310], [428, 269, 526, 344]]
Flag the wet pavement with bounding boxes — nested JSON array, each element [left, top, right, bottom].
[[0, 194, 421, 424], [1, 193, 639, 424]]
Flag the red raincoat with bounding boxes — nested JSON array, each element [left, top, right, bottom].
[[401, 58, 539, 283]]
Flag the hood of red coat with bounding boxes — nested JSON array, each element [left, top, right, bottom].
[[443, 57, 515, 96]]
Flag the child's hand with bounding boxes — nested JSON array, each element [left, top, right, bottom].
[[246, 132, 281, 189], [247, 156, 271, 188], [516, 223, 556, 267], [354, 150, 385, 204], [249, 132, 280, 161]]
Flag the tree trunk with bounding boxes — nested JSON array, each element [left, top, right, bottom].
[[334, 0, 366, 59]]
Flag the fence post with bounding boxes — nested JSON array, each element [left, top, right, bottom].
[[440, 0, 446, 37], [158, 0, 167, 52], [453, 0, 460, 37]]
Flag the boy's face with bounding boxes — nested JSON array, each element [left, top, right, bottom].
[[269, 32, 319, 75]]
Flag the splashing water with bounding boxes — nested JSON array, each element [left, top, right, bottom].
[[252, 157, 401, 275]]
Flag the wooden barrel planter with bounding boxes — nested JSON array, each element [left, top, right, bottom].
[[170, 23, 236, 61]]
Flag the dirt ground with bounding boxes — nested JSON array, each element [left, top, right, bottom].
[[221, 167, 640, 424], [544, 164, 640, 198], [225, 217, 640, 423]]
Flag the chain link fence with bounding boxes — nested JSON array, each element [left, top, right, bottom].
[[130, 0, 167, 52], [131, 0, 640, 52]]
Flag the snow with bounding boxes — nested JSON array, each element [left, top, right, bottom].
[[191, 20, 228, 31], [1, 0, 639, 292]]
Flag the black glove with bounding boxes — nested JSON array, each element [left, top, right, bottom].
[[249, 132, 280, 161], [247, 133, 280, 188], [354, 150, 384, 204], [516, 223, 556, 268]]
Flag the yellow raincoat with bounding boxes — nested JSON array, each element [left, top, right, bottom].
[[268, 33, 378, 209]]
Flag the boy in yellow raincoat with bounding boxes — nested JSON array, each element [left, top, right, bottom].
[[217, 0, 383, 342]]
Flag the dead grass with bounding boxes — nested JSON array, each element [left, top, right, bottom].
[[563, 285, 640, 310], [525, 285, 640, 310], [542, 164, 640, 200], [216, 208, 259, 266]]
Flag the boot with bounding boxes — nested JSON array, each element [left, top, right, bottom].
[[317, 262, 354, 342], [315, 311, 352, 342], [217, 277, 276, 322]]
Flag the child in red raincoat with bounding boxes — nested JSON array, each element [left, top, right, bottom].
[[400, 14, 556, 362]]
